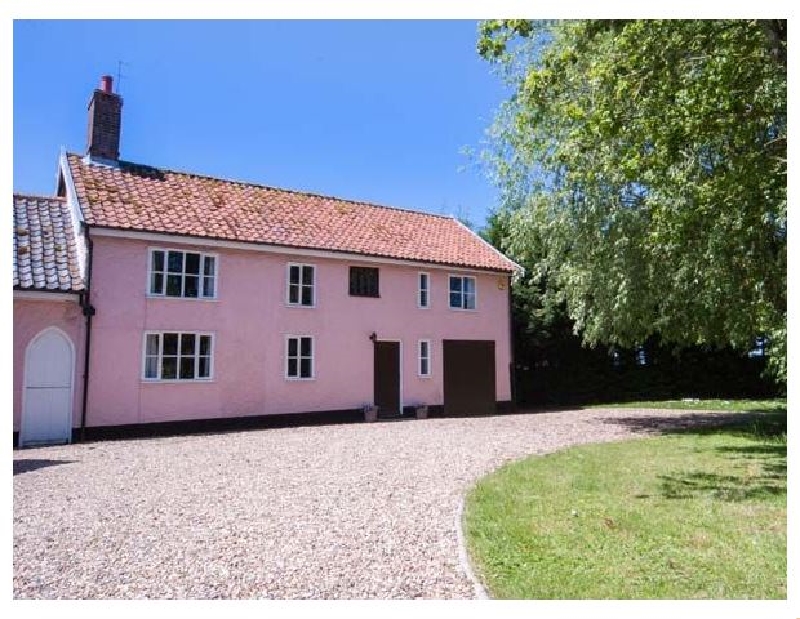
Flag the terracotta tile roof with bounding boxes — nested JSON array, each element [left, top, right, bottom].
[[66, 153, 518, 273], [13, 194, 84, 292]]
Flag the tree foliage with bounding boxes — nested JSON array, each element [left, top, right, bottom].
[[478, 19, 787, 382]]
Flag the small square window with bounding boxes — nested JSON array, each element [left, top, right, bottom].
[[349, 267, 379, 298]]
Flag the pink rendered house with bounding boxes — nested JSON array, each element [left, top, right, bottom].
[[13, 76, 520, 447]]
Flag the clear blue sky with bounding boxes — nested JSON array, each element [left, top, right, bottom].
[[13, 20, 510, 229]]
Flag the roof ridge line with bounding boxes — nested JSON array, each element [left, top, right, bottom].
[[67, 152, 456, 221]]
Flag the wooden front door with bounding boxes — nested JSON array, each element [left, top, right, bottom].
[[374, 341, 401, 416], [21, 328, 74, 446]]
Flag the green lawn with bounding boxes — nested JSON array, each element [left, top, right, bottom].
[[585, 398, 785, 411], [464, 409, 786, 599]]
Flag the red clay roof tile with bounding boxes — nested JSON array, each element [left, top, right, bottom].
[[67, 153, 518, 273]]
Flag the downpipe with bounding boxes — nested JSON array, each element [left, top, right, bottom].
[[79, 229, 95, 442]]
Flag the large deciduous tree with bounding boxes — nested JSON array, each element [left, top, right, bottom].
[[478, 19, 786, 382]]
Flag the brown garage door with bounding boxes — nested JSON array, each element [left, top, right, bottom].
[[443, 340, 496, 416]]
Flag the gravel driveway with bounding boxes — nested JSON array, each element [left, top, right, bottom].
[[14, 407, 726, 599]]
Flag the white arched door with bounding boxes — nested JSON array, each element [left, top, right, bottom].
[[20, 328, 75, 447]]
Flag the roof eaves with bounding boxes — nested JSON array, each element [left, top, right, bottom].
[[87, 224, 517, 274], [13, 285, 84, 293], [12, 192, 66, 202]]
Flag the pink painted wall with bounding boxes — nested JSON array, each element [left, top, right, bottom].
[[85, 235, 512, 427], [13, 297, 85, 431]]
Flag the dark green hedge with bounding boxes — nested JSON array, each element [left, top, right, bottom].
[[513, 332, 780, 408]]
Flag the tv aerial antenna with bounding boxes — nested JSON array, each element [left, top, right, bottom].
[[116, 60, 129, 94]]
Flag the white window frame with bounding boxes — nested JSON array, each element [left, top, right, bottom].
[[418, 339, 432, 378], [448, 275, 477, 311], [141, 331, 215, 382], [147, 248, 219, 300], [285, 335, 315, 381], [418, 272, 430, 309], [286, 262, 316, 308]]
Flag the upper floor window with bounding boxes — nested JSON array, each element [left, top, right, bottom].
[[418, 272, 430, 308], [143, 332, 213, 381], [149, 249, 217, 299], [287, 263, 315, 307], [349, 266, 379, 298], [286, 335, 314, 380], [449, 275, 476, 310]]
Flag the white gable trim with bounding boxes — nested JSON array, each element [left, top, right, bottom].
[[87, 227, 515, 276], [58, 151, 88, 282], [58, 150, 85, 226]]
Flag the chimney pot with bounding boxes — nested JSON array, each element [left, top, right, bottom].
[[100, 75, 113, 93]]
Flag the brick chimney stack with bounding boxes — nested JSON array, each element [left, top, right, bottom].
[[86, 75, 123, 161]]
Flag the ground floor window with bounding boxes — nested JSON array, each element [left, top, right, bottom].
[[143, 332, 213, 381], [418, 339, 431, 377], [286, 335, 314, 379]]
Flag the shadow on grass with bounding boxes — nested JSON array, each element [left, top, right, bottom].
[[13, 459, 77, 476], [658, 470, 785, 502], [601, 408, 786, 439], [606, 408, 787, 503]]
